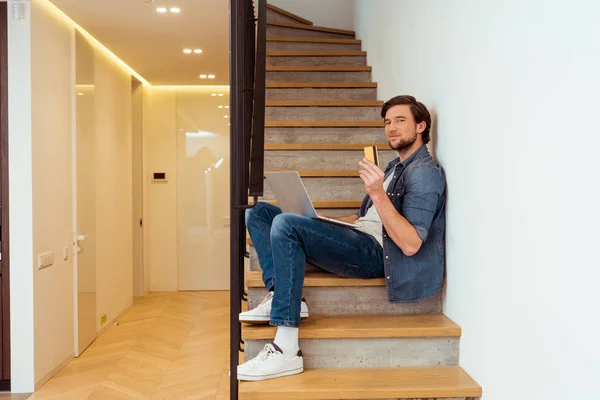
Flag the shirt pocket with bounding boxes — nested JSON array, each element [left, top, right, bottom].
[[387, 187, 405, 208]]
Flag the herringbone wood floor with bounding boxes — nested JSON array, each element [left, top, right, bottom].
[[28, 291, 234, 400]]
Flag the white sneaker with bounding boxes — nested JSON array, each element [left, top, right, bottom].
[[237, 343, 303, 381], [239, 291, 309, 324]]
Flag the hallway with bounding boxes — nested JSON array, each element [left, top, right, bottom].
[[29, 292, 231, 400]]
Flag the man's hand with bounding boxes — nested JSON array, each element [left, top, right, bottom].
[[359, 158, 386, 200]]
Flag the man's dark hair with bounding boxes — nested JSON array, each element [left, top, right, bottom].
[[381, 95, 431, 144]]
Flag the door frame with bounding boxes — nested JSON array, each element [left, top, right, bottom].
[[0, 1, 12, 388]]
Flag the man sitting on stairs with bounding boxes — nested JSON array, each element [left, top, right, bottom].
[[237, 95, 447, 381]]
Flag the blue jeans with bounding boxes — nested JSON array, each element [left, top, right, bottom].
[[245, 202, 383, 328]]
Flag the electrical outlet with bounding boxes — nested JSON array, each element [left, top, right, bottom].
[[101, 314, 107, 325], [38, 252, 54, 269]]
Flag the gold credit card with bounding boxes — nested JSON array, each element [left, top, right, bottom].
[[364, 145, 379, 166]]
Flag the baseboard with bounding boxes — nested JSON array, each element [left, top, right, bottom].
[[35, 353, 73, 391], [96, 304, 130, 337]]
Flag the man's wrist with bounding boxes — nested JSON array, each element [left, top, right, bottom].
[[370, 190, 388, 204]]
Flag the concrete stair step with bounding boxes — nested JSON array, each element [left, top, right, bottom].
[[263, 176, 364, 201], [246, 270, 442, 316], [243, 314, 460, 369], [264, 147, 396, 171], [266, 4, 314, 26], [266, 100, 382, 121], [267, 21, 356, 39], [266, 81, 377, 101], [239, 366, 482, 400], [265, 126, 383, 144], [267, 36, 362, 51], [266, 51, 367, 67], [267, 66, 371, 82]]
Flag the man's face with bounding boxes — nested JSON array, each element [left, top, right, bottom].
[[384, 104, 420, 151]]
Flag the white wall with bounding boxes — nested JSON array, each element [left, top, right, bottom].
[[355, 1, 600, 399], [269, 0, 355, 30], [7, 1, 35, 393]]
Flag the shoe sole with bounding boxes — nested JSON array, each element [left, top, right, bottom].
[[239, 312, 309, 324], [238, 366, 304, 381]]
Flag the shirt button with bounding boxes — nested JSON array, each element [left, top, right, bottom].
[[385, 256, 389, 259], [387, 276, 391, 280]]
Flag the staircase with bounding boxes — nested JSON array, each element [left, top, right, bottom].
[[240, 4, 482, 399]]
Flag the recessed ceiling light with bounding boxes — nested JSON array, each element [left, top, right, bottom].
[[225, 105, 229, 109], [193, 49, 202, 54], [218, 105, 224, 109], [208, 74, 215, 79], [170, 7, 181, 13], [77, 92, 84, 96], [156, 7, 167, 13], [224, 115, 229, 118], [183, 49, 192, 54], [199, 74, 207, 79], [211, 93, 217, 97], [218, 93, 224, 97]]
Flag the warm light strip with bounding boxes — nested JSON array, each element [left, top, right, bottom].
[[152, 85, 231, 90], [39, 0, 151, 86]]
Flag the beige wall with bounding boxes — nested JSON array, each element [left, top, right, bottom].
[[25, 0, 135, 385], [30, 0, 76, 383], [94, 51, 134, 329]]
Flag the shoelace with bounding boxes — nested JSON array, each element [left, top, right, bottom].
[[256, 291, 274, 309], [250, 343, 279, 365]]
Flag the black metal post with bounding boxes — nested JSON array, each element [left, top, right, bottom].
[[229, 0, 245, 397]]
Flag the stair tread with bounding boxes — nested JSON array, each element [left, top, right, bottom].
[[267, 50, 366, 57], [266, 81, 376, 88], [243, 314, 461, 339], [267, 36, 361, 44], [267, 65, 371, 72], [262, 199, 361, 209], [265, 169, 359, 177], [247, 270, 382, 288], [265, 121, 384, 127], [265, 143, 388, 150], [268, 20, 355, 37], [266, 100, 382, 107], [266, 4, 313, 26], [239, 366, 482, 399]]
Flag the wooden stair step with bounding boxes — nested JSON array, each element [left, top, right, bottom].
[[266, 81, 377, 88], [239, 366, 482, 400], [247, 270, 382, 288], [265, 121, 383, 127], [267, 21, 355, 37], [265, 169, 359, 177], [265, 143, 388, 150], [267, 51, 366, 57], [266, 4, 313, 26], [266, 100, 382, 107], [262, 199, 361, 209], [267, 36, 360, 44], [243, 314, 461, 340], [267, 65, 371, 72]]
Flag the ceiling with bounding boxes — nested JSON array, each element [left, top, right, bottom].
[[51, 0, 231, 85]]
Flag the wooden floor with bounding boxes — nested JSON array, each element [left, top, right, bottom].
[[28, 291, 233, 400]]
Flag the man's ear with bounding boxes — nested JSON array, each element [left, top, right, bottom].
[[416, 121, 426, 134]]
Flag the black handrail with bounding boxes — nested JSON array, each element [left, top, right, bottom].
[[229, 0, 267, 398]]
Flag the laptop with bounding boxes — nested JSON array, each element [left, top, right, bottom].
[[264, 171, 357, 229]]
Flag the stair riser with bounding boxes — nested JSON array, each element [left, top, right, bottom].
[[248, 287, 443, 315], [267, 55, 366, 67], [265, 127, 384, 144], [263, 177, 364, 200], [266, 87, 377, 101], [267, 71, 371, 82], [266, 9, 306, 25], [264, 150, 396, 171], [267, 41, 362, 51], [266, 106, 380, 121], [245, 338, 459, 368], [268, 25, 354, 39]]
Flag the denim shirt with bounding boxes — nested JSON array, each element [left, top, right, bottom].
[[356, 145, 446, 303]]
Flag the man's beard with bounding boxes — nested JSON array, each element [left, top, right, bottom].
[[388, 134, 417, 151]]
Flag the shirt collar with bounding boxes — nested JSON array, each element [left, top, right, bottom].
[[385, 144, 429, 172]]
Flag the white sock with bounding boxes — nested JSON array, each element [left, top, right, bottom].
[[274, 326, 299, 357]]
